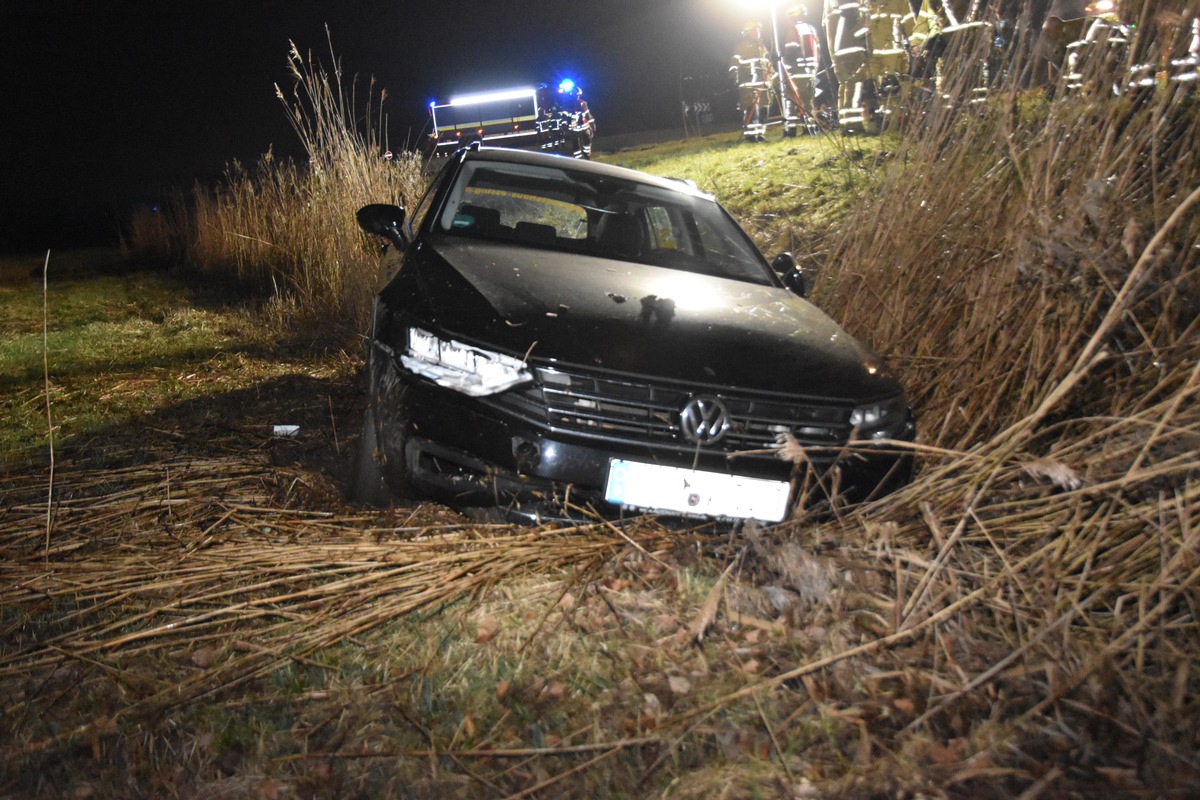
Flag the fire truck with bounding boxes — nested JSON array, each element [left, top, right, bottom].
[[424, 80, 595, 158]]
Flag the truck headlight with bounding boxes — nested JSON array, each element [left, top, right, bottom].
[[401, 327, 532, 397]]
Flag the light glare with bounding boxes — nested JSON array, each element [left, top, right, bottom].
[[448, 87, 537, 106]]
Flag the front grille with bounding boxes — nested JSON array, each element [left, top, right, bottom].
[[495, 365, 854, 451]]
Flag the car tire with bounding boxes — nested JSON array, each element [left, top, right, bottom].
[[349, 403, 391, 506]]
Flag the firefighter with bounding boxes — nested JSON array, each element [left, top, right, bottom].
[[1062, 0, 1130, 94], [1168, 12, 1199, 95], [1123, 2, 1198, 100], [910, 1, 995, 109], [1029, 0, 1109, 87], [824, 0, 909, 132], [571, 99, 597, 159], [903, 0, 945, 83], [557, 82, 597, 159], [782, 5, 823, 135], [870, 0, 912, 81], [1027, 0, 1197, 99], [823, 0, 869, 130], [730, 21, 773, 141], [868, 0, 915, 125]]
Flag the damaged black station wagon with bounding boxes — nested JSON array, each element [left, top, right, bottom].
[[352, 145, 914, 524]]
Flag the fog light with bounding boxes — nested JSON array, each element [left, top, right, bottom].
[[513, 438, 541, 469]]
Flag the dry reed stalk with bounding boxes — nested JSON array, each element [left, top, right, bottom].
[[120, 35, 427, 337], [283, 737, 662, 760], [731, 22, 1200, 784], [41, 249, 54, 561], [1, 450, 677, 762]]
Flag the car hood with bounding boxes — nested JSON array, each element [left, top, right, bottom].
[[415, 237, 898, 400]]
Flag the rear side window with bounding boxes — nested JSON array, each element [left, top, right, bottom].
[[645, 206, 679, 250]]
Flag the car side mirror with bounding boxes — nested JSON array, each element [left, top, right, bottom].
[[356, 203, 409, 250], [771, 252, 807, 298]]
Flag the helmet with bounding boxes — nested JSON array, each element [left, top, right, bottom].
[[1047, 0, 1116, 22], [1082, 0, 1119, 20], [741, 21, 762, 35], [786, 4, 807, 17]]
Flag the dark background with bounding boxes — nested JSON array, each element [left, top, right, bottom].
[[0, 0, 758, 252]]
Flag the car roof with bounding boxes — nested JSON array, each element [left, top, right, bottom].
[[463, 147, 714, 200]]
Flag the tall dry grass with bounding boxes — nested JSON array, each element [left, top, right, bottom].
[[818, 20, 1199, 449], [794, 11, 1200, 782], [129, 36, 425, 336]]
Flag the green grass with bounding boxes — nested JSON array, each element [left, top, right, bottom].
[[2, 274, 203, 351], [0, 270, 331, 462], [611, 130, 882, 214], [602, 129, 889, 264]]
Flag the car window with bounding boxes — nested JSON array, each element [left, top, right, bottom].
[[439, 163, 589, 245], [645, 206, 679, 250], [461, 184, 589, 240], [436, 159, 773, 285], [692, 214, 764, 275]]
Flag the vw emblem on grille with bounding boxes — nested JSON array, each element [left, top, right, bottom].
[[679, 395, 730, 444]]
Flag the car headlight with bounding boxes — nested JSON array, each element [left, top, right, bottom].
[[850, 396, 909, 437], [400, 327, 532, 397]]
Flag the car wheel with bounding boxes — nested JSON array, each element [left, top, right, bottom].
[[349, 402, 391, 506], [359, 344, 423, 502], [377, 404, 419, 500]]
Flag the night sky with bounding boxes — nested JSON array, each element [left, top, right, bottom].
[[1, 0, 760, 250]]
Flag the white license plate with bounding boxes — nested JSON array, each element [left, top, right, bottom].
[[604, 459, 790, 523]]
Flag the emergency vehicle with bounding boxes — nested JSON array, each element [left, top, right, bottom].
[[425, 80, 595, 158]]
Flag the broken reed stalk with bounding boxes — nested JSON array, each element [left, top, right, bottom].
[[751, 29, 1200, 774], [854, 425, 1195, 738], [681, 422, 1199, 773], [0, 453, 676, 743], [41, 249, 53, 562], [283, 736, 663, 760], [1004, 181, 1200, 446]]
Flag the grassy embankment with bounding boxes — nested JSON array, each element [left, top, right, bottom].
[[3, 24, 1199, 800]]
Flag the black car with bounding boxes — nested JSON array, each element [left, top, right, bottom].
[[352, 145, 914, 524]]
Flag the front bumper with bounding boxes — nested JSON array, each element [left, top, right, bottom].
[[379, 369, 913, 524]]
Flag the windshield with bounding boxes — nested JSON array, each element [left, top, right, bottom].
[[434, 160, 773, 284]]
